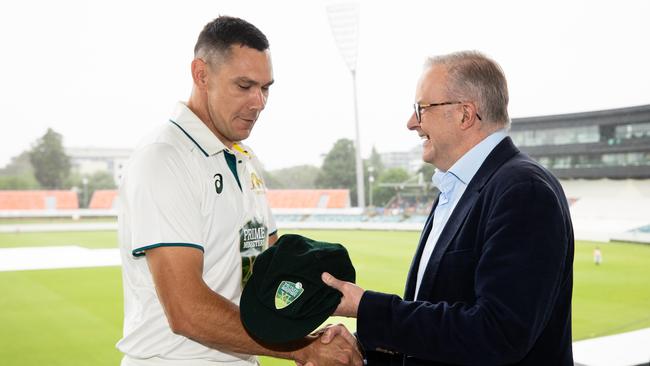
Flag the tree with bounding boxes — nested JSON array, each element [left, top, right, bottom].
[[65, 171, 117, 208], [366, 146, 384, 177], [315, 139, 358, 204], [364, 146, 384, 206], [417, 163, 436, 185], [268, 165, 320, 189], [0, 151, 40, 189], [1, 151, 34, 176], [29, 128, 71, 189], [372, 168, 410, 207], [0, 175, 40, 189]]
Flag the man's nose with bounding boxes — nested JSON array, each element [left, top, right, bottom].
[[250, 88, 267, 111], [407, 112, 419, 130]]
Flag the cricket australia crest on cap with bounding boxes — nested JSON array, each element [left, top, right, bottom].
[[275, 281, 304, 309]]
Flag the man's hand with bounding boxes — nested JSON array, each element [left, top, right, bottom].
[[296, 329, 363, 366], [321, 272, 364, 318], [315, 324, 358, 347]]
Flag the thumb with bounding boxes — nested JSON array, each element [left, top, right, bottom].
[[321, 272, 344, 291], [320, 327, 335, 344]]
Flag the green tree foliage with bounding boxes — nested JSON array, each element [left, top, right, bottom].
[[417, 163, 436, 185], [267, 165, 320, 189], [29, 129, 71, 189], [0, 175, 40, 189], [372, 168, 410, 207], [364, 146, 385, 205], [260, 169, 284, 189], [88, 171, 117, 191], [315, 139, 358, 204], [1, 151, 33, 176], [65, 171, 117, 208], [0, 151, 40, 189], [367, 146, 384, 177]]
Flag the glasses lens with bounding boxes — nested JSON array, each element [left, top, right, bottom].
[[414, 104, 420, 122]]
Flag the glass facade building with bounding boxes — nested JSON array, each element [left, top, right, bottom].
[[510, 105, 650, 179]]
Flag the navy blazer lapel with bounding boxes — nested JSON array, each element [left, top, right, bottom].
[[404, 195, 438, 300], [415, 137, 520, 300]]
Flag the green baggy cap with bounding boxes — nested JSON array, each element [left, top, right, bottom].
[[240, 234, 356, 344]]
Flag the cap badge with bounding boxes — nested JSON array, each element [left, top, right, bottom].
[[275, 281, 304, 309]]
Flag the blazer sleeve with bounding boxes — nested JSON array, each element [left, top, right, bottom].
[[356, 179, 571, 365]]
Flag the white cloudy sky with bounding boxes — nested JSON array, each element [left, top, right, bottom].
[[1, 0, 649, 170]]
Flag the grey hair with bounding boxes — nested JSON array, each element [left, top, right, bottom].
[[425, 51, 510, 127]]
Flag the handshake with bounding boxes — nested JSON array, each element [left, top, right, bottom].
[[293, 323, 363, 366], [240, 235, 367, 366]]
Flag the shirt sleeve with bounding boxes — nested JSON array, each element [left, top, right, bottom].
[[122, 143, 204, 256]]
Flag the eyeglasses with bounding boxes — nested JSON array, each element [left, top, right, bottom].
[[413, 101, 482, 123]]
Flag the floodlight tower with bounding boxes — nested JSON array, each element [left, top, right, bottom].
[[326, 1, 365, 208]]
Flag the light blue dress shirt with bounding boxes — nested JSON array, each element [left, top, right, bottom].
[[414, 130, 508, 299]]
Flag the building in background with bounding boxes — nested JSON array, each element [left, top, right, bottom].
[[509, 104, 650, 179], [65, 147, 132, 185], [380, 145, 423, 173], [381, 104, 650, 180]]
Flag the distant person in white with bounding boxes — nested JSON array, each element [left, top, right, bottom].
[[593, 247, 602, 265]]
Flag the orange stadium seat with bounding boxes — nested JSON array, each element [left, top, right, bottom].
[[0, 190, 79, 210], [266, 189, 350, 209], [89, 190, 118, 209]]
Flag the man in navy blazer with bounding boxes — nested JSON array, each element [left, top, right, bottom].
[[320, 51, 574, 365]]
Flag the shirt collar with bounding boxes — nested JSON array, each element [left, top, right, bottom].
[[446, 129, 508, 185], [169, 102, 231, 157], [432, 169, 459, 194], [432, 129, 507, 190]]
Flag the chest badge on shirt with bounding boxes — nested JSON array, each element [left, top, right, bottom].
[[240, 218, 268, 286], [214, 173, 223, 194], [250, 172, 266, 194]]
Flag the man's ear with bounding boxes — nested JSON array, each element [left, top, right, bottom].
[[191, 58, 209, 90], [460, 104, 476, 130]]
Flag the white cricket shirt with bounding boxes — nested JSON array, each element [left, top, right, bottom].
[[117, 102, 276, 364]]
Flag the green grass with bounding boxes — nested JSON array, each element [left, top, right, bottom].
[[0, 229, 649, 366], [572, 241, 650, 339], [0, 267, 123, 366], [0, 230, 117, 249], [0, 217, 116, 225]]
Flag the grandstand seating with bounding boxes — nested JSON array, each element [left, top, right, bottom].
[[402, 215, 428, 223], [89, 190, 118, 209], [366, 215, 403, 223], [83, 189, 352, 210], [632, 224, 650, 233], [265, 189, 350, 209], [561, 179, 650, 242], [304, 214, 366, 222], [0, 190, 78, 210], [273, 214, 305, 222]]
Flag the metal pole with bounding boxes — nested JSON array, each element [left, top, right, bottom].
[[326, 1, 363, 208], [368, 166, 374, 207], [351, 70, 365, 208]]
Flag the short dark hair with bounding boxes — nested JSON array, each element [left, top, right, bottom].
[[194, 16, 269, 63]]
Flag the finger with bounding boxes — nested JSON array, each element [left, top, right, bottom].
[[333, 324, 358, 347], [311, 323, 333, 337], [321, 272, 345, 291], [320, 326, 338, 344], [353, 352, 364, 366]]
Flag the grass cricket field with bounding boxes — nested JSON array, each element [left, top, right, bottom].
[[1, 229, 649, 366]]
